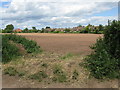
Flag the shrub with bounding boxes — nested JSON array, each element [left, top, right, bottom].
[[53, 31, 60, 33], [86, 38, 119, 79], [4, 67, 26, 77], [2, 35, 21, 63], [4, 34, 40, 53], [2, 34, 40, 63], [72, 70, 79, 80], [80, 29, 88, 33], [4, 67, 18, 76], [53, 65, 67, 82], [18, 71, 26, 77], [64, 29, 71, 33], [29, 71, 48, 82], [104, 20, 120, 59], [85, 20, 120, 79]]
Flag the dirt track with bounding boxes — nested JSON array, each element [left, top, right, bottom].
[[17, 33, 103, 55]]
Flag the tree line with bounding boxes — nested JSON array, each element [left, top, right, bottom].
[[0, 22, 109, 34]]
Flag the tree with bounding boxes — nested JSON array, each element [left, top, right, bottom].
[[4, 24, 14, 33], [64, 28, 70, 33], [32, 27, 38, 33], [46, 26, 50, 29], [98, 24, 103, 31], [23, 28, 29, 33], [32, 27, 37, 30], [41, 28, 45, 33]]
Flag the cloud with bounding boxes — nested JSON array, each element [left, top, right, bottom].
[[0, 0, 118, 29], [0, 0, 11, 2]]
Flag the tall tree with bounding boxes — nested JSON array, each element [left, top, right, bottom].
[[32, 27, 38, 33], [23, 28, 29, 33], [4, 24, 14, 33], [32, 27, 37, 30], [46, 26, 50, 29], [98, 24, 103, 31]]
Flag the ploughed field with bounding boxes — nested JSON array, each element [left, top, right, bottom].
[[17, 33, 103, 55], [2, 33, 118, 88]]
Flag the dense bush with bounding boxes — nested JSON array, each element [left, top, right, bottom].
[[2, 34, 40, 63], [104, 20, 120, 59], [2, 35, 21, 63], [4, 34, 40, 53], [85, 20, 120, 79]]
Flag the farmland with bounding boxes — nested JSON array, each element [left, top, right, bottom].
[[2, 33, 118, 88]]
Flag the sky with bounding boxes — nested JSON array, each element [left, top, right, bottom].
[[0, 0, 119, 29]]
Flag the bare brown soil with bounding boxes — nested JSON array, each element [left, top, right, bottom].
[[17, 33, 103, 55], [2, 33, 118, 88]]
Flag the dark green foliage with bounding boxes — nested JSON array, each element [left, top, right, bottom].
[[2, 35, 21, 63], [2, 34, 40, 63], [29, 71, 48, 82], [41, 28, 45, 33], [32, 27, 37, 30], [53, 31, 60, 33], [86, 38, 119, 79], [4, 34, 40, 53], [46, 26, 50, 29], [4, 24, 14, 33], [80, 28, 88, 33], [0, 29, 2, 33], [98, 24, 104, 31], [104, 20, 120, 59], [94, 29, 99, 34], [31, 27, 38, 33], [85, 20, 120, 79], [64, 28, 71, 33], [22, 28, 29, 33]]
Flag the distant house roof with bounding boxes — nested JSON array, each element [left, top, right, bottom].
[[14, 28, 22, 32]]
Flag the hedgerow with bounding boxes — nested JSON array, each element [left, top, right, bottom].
[[85, 20, 120, 79], [2, 35, 21, 63], [4, 34, 40, 53], [2, 34, 40, 63]]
